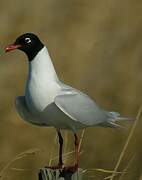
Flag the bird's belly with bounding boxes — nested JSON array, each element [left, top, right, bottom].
[[25, 84, 57, 114], [25, 91, 49, 114]]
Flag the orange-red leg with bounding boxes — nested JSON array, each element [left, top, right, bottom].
[[62, 133, 79, 173]]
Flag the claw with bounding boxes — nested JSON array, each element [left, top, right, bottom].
[[45, 163, 78, 173], [62, 164, 78, 173]]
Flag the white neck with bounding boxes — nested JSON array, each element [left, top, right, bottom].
[[28, 46, 58, 82], [25, 47, 60, 112]]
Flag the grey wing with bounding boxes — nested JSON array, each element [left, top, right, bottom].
[[54, 92, 109, 126]]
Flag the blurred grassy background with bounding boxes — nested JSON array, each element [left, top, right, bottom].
[[0, 0, 142, 179]]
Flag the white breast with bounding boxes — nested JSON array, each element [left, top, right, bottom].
[[25, 47, 61, 114]]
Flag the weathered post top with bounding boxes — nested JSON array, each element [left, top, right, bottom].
[[38, 168, 83, 180]]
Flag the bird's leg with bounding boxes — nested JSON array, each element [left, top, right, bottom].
[[46, 130, 63, 170], [62, 133, 79, 173], [57, 130, 63, 168], [74, 133, 79, 168]]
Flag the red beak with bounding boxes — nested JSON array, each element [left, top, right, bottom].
[[5, 44, 21, 53]]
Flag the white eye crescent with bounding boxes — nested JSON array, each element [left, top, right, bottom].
[[25, 37, 31, 43]]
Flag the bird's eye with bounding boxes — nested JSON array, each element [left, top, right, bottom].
[[25, 37, 31, 44]]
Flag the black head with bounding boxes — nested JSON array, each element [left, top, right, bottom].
[[5, 33, 44, 61]]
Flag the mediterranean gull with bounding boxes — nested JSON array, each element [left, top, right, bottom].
[[5, 33, 130, 172]]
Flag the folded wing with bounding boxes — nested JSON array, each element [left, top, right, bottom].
[[54, 92, 110, 126]]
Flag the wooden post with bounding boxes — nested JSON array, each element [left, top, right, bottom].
[[38, 168, 83, 180]]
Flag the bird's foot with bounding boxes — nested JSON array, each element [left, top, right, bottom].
[[45, 163, 78, 173], [62, 163, 78, 173]]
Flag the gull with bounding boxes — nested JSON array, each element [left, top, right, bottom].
[[5, 33, 130, 172]]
